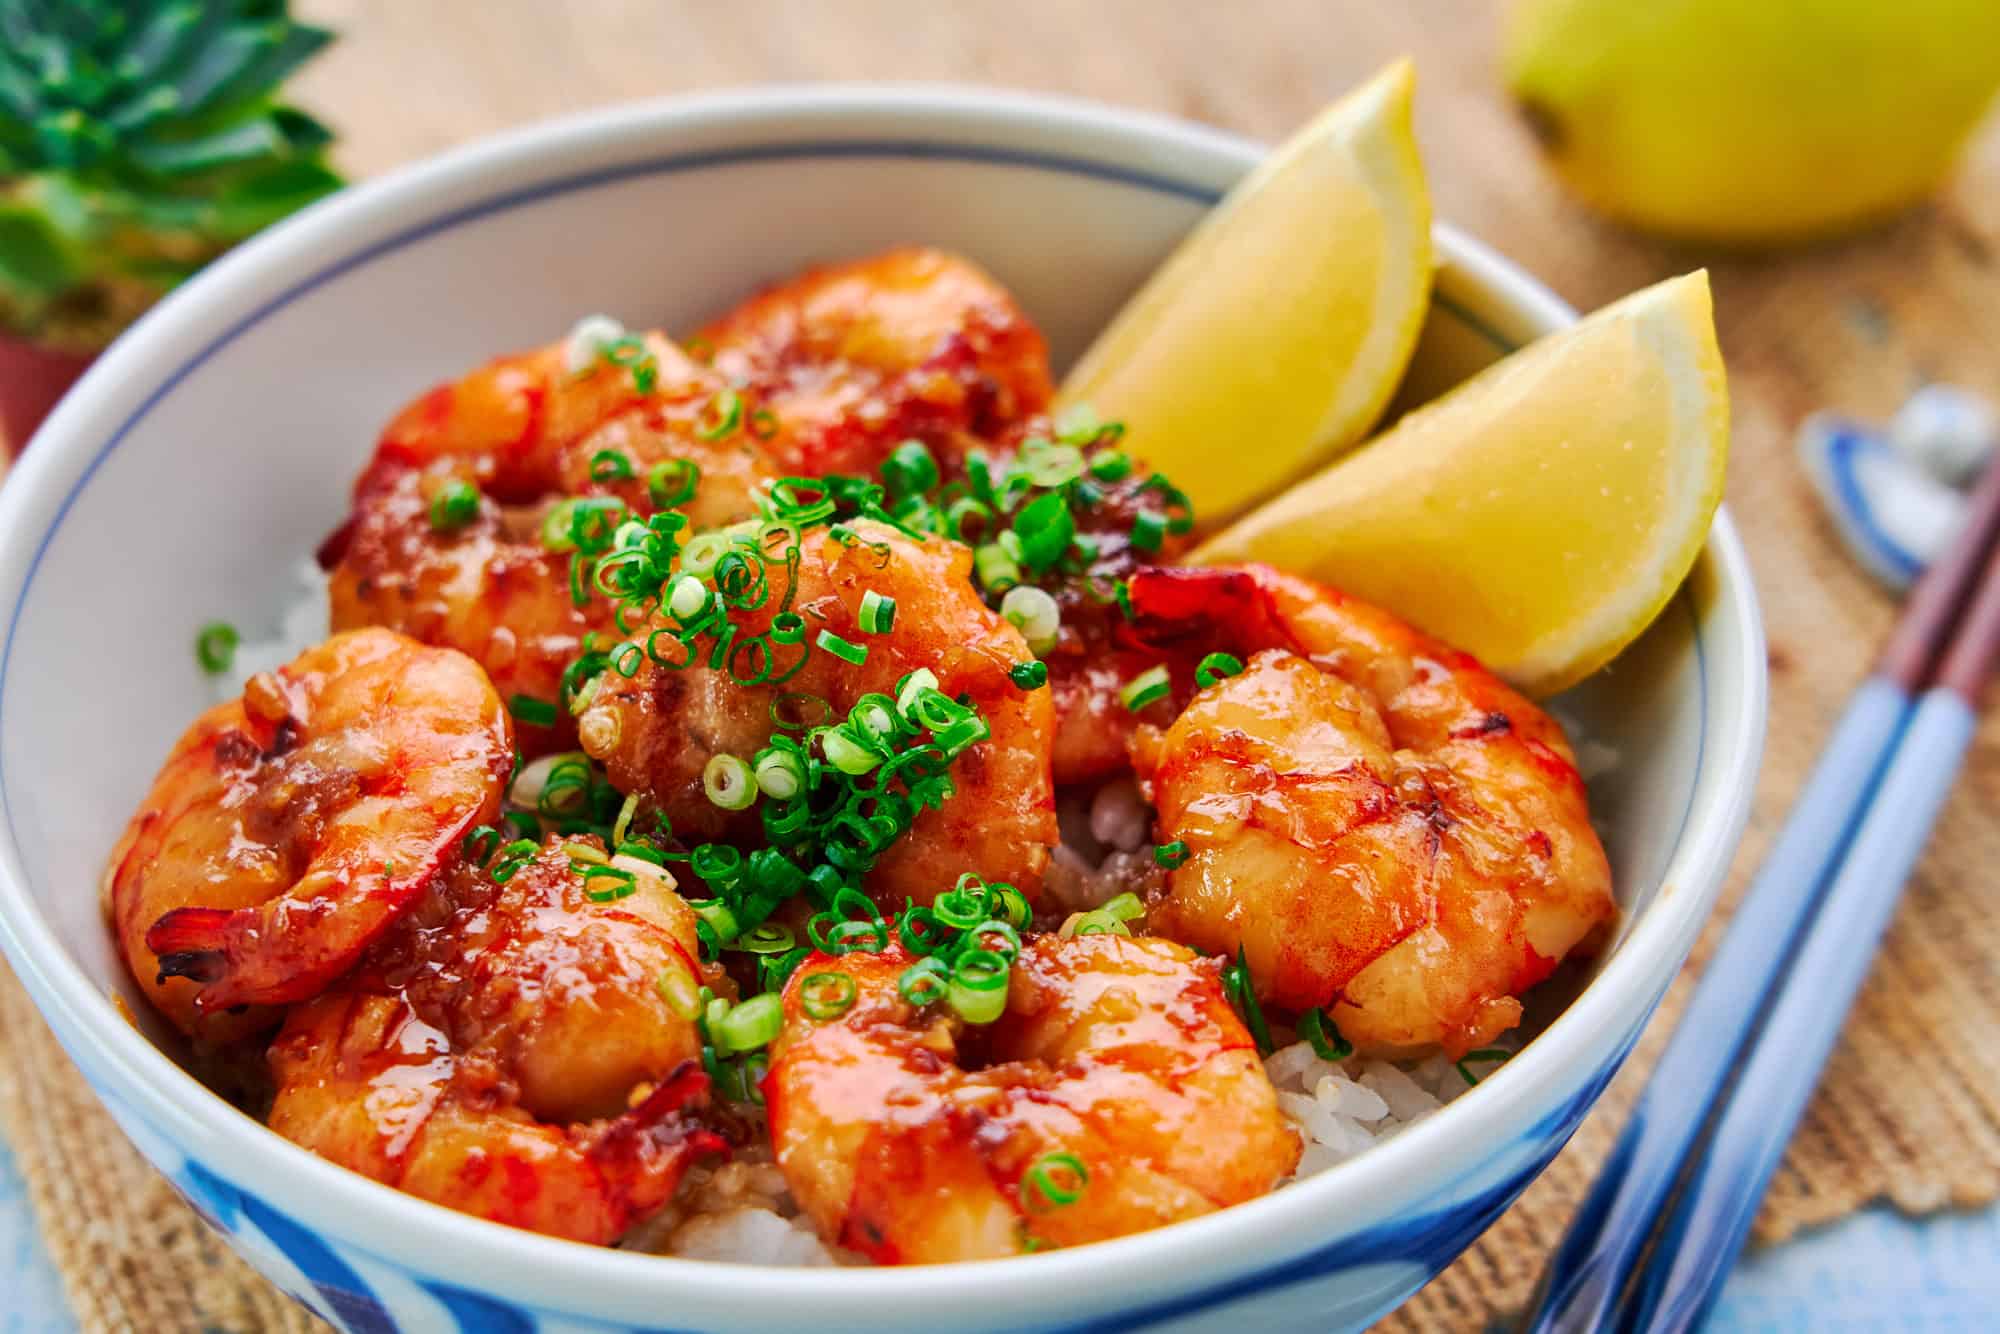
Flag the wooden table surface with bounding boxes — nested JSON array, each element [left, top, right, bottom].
[[9, 2, 2000, 1329]]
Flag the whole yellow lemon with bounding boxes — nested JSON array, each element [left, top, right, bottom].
[[1503, 0, 2000, 245]]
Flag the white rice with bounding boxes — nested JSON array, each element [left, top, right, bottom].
[[206, 559, 330, 703]]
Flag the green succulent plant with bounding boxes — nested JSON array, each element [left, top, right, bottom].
[[0, 0, 342, 349]]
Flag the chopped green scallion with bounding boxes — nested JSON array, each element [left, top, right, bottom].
[[816, 629, 868, 666], [800, 971, 857, 1020], [194, 621, 239, 676], [1297, 1007, 1354, 1063], [1196, 652, 1246, 689], [702, 754, 757, 811], [509, 694, 559, 729], [428, 479, 480, 532], [858, 589, 897, 635], [1119, 664, 1171, 712], [1009, 660, 1049, 690]]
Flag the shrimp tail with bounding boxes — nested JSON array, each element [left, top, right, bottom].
[[1123, 566, 1295, 654], [583, 1061, 731, 1222], [145, 906, 231, 986]]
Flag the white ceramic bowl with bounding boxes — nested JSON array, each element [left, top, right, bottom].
[[0, 87, 1765, 1333]]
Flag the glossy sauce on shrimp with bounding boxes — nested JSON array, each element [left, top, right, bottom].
[[765, 934, 1297, 1262], [1128, 564, 1616, 1057], [267, 838, 727, 1242], [326, 332, 776, 751], [579, 518, 1058, 911], [699, 247, 1052, 479], [107, 628, 513, 1035]]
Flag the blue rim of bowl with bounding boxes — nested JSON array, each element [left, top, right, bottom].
[[0, 89, 1765, 1329]]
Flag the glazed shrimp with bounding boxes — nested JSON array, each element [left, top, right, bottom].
[[326, 332, 777, 750], [267, 839, 727, 1242], [1126, 565, 1616, 1058], [698, 247, 1052, 479], [765, 934, 1298, 1263], [106, 629, 512, 1035], [579, 518, 1057, 909]]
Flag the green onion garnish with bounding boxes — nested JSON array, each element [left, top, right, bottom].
[[656, 966, 701, 1020], [1222, 946, 1274, 1056], [1196, 652, 1246, 689], [600, 334, 659, 393], [800, 971, 857, 1020], [736, 922, 796, 955], [1009, 660, 1049, 690], [580, 864, 639, 902], [428, 479, 480, 532], [821, 726, 881, 776], [194, 621, 239, 676], [678, 532, 729, 581], [713, 993, 783, 1054], [881, 439, 940, 498], [1022, 1153, 1089, 1212], [540, 499, 580, 552], [1297, 1007, 1353, 1062], [1456, 1047, 1512, 1087], [1119, 664, 1171, 712], [463, 825, 501, 867], [752, 744, 806, 801], [1011, 491, 1075, 572], [1130, 510, 1168, 553], [611, 793, 639, 846], [947, 948, 1009, 1024], [648, 458, 699, 509], [490, 838, 540, 884], [999, 584, 1060, 655], [1088, 450, 1133, 482], [816, 629, 868, 666], [703, 753, 757, 810], [589, 449, 634, 482], [666, 573, 711, 623], [1060, 891, 1146, 939], [858, 589, 896, 635], [898, 957, 950, 1007], [974, 540, 1022, 594], [1154, 840, 1190, 870], [509, 694, 559, 729], [697, 388, 743, 441]]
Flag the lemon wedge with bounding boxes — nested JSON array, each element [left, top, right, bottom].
[[1058, 61, 1434, 524], [1196, 271, 1729, 696]]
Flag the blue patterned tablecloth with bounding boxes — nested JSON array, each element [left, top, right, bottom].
[[3, 1133, 1995, 1331]]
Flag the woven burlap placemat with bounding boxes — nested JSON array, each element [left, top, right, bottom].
[[4, 4, 1998, 1329]]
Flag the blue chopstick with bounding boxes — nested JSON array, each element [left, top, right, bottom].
[[1516, 680, 1911, 1334], [1522, 456, 2000, 1334], [1622, 685, 1982, 1332]]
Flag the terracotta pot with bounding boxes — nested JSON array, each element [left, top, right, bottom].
[[0, 333, 96, 458]]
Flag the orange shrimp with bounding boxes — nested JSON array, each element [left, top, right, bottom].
[[764, 934, 1298, 1263], [326, 330, 776, 752], [267, 838, 727, 1242], [577, 518, 1057, 911], [1126, 565, 1616, 1058], [697, 247, 1052, 479], [107, 629, 512, 1035]]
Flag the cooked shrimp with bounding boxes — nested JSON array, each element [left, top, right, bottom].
[[698, 247, 1052, 479], [267, 839, 726, 1243], [764, 933, 1297, 1263], [579, 518, 1057, 909], [1126, 565, 1616, 1058], [106, 629, 512, 1035], [326, 333, 776, 750]]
